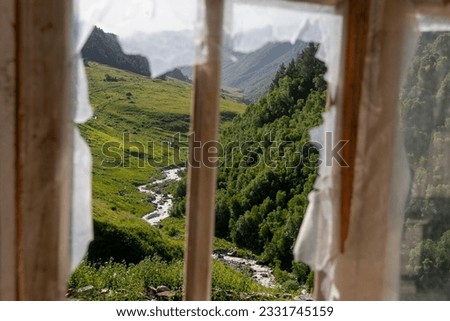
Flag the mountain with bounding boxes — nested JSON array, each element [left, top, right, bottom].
[[222, 40, 308, 102], [180, 40, 307, 102], [157, 68, 191, 83], [82, 27, 151, 77], [117, 28, 306, 102], [119, 30, 195, 77]]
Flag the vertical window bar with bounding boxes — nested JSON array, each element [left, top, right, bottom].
[[183, 0, 224, 300], [15, 0, 72, 300], [0, 0, 17, 300], [339, 0, 371, 253], [334, 0, 411, 299]]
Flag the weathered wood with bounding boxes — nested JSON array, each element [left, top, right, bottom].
[[403, 0, 450, 17], [334, 0, 411, 300], [291, 0, 340, 6], [413, 0, 450, 6], [16, 0, 73, 300], [184, 0, 224, 301], [313, 271, 326, 300], [0, 0, 17, 300], [339, 0, 371, 253], [295, 0, 450, 11]]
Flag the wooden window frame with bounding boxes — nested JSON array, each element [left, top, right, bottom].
[[1, 0, 449, 300], [0, 0, 72, 300]]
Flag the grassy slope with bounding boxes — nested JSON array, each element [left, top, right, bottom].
[[83, 62, 244, 220], [80, 63, 246, 263], [71, 63, 290, 299]]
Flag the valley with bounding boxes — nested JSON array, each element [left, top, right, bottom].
[[69, 60, 297, 300], [69, 30, 327, 299], [137, 166, 281, 290], [69, 27, 450, 301]]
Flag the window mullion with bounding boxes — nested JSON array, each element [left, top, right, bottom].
[[15, 0, 72, 300], [0, 0, 17, 301], [333, 0, 412, 300], [183, 0, 224, 301]]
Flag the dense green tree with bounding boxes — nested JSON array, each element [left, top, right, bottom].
[[407, 231, 450, 298], [172, 43, 326, 273], [401, 32, 450, 300]]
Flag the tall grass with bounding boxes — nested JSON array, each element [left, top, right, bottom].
[[69, 258, 285, 301]]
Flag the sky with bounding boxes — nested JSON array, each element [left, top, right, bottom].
[[77, 0, 334, 76], [78, 0, 315, 38]]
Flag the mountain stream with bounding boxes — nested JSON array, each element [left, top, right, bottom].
[[138, 168, 276, 288]]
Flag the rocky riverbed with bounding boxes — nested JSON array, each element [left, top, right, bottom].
[[138, 168, 183, 225], [213, 252, 276, 288], [138, 168, 281, 290]]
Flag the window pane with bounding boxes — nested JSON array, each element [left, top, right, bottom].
[[400, 31, 450, 300]]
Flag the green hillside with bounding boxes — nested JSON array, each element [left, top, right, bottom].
[[172, 43, 326, 289], [70, 30, 450, 301], [70, 62, 296, 300], [80, 62, 245, 264]]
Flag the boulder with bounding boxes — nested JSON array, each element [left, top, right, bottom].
[[156, 285, 170, 293], [146, 287, 157, 297], [156, 291, 172, 298]]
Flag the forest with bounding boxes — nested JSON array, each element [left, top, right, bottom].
[[68, 31, 449, 300], [69, 43, 325, 300], [400, 32, 450, 299], [172, 43, 326, 284]]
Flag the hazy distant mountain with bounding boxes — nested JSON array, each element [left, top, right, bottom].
[[157, 68, 191, 83], [82, 27, 151, 77], [119, 30, 195, 77], [84, 27, 307, 102], [223, 40, 307, 102], [180, 40, 307, 102]]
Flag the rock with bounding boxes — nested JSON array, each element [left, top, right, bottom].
[[145, 287, 157, 297], [226, 293, 235, 300], [65, 288, 74, 297], [77, 285, 94, 293], [82, 27, 151, 77], [156, 291, 172, 298], [157, 285, 170, 293]]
